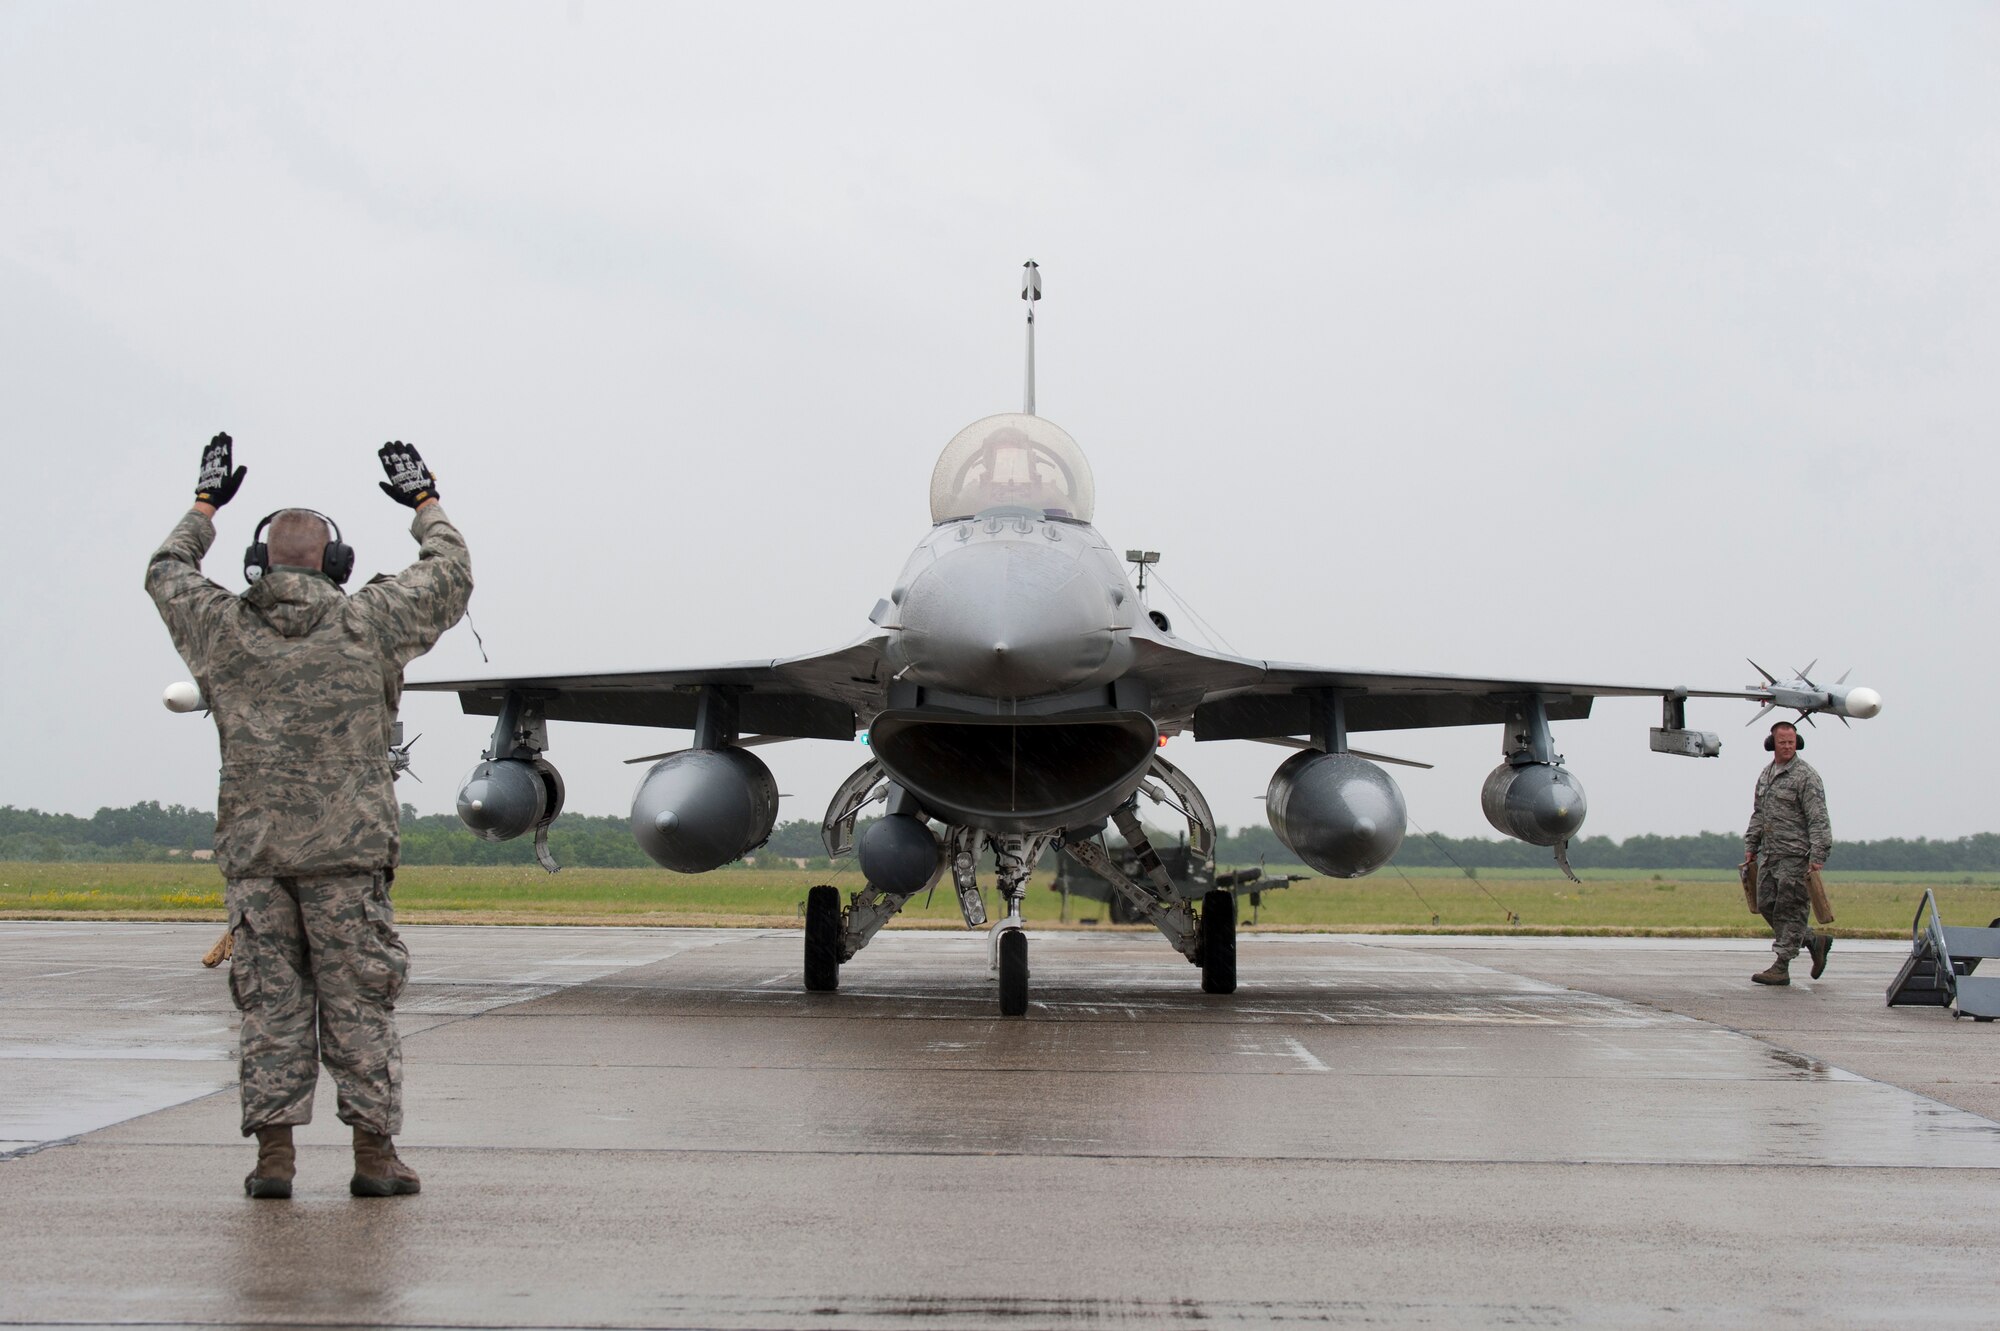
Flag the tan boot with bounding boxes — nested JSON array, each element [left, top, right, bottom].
[[244, 1125, 294, 1199], [350, 1128, 421, 1197], [1753, 957, 1791, 986]]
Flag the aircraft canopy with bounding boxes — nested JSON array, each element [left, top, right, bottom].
[[929, 413, 1096, 523]]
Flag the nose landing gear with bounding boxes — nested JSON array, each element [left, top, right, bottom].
[[997, 928, 1029, 1016], [984, 832, 1048, 1017]]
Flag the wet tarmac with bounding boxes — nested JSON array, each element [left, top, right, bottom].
[[2, 921, 1997, 1328]]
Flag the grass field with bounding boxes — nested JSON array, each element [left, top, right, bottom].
[[5, 861, 1997, 937]]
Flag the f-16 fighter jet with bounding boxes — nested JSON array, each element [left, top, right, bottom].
[[408, 263, 1881, 1016]]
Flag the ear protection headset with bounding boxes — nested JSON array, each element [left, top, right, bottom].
[[244, 509, 355, 586], [1763, 721, 1804, 753]]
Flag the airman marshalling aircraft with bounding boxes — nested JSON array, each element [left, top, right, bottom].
[[177, 263, 1881, 1016]]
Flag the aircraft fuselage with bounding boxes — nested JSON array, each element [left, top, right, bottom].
[[883, 509, 1137, 701]]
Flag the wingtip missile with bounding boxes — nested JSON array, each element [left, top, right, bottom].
[[1744, 670, 1881, 723], [1841, 685, 1882, 719], [163, 681, 206, 714]]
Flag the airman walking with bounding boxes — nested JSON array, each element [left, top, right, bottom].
[[1743, 719, 1833, 986]]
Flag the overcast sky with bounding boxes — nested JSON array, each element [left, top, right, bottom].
[[3, 2, 1994, 847]]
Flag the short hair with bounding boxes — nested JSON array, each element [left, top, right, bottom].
[[267, 509, 331, 571], [1770, 720, 1799, 736]]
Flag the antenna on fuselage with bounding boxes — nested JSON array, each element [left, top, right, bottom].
[[1021, 259, 1041, 415]]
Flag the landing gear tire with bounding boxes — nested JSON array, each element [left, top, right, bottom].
[[804, 884, 841, 993], [1200, 889, 1237, 995], [997, 928, 1029, 1017]]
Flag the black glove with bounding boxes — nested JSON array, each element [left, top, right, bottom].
[[377, 440, 440, 508], [194, 432, 247, 508]]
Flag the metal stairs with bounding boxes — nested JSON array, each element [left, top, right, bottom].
[[1886, 890, 2000, 1021]]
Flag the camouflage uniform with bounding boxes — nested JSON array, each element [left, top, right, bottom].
[[1744, 755, 1832, 963], [146, 505, 471, 1135]]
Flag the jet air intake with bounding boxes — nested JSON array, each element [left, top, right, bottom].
[[868, 710, 1157, 834], [630, 748, 780, 873], [1265, 751, 1407, 879]]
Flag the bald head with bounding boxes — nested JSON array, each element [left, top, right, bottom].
[[268, 509, 331, 571]]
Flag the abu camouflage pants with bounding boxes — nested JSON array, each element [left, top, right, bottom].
[[1757, 855, 1813, 963], [225, 871, 408, 1137]]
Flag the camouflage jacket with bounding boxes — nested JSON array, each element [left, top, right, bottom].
[[146, 505, 472, 877], [1744, 756, 1832, 865]]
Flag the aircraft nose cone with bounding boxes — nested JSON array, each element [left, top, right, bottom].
[[891, 538, 1132, 698]]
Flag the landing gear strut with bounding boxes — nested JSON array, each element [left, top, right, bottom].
[[986, 832, 1050, 1018], [804, 884, 841, 992]]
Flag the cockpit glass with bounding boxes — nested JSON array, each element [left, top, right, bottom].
[[928, 413, 1096, 523]]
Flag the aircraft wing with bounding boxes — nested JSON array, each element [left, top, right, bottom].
[[1127, 636, 1857, 741], [405, 637, 891, 740]]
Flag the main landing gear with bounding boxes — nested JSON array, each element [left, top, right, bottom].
[[1199, 888, 1236, 995], [804, 884, 841, 992]]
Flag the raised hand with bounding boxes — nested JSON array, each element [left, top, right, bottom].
[[195, 432, 247, 508], [377, 440, 440, 508]]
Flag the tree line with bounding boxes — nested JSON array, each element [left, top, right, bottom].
[[7, 802, 2000, 872]]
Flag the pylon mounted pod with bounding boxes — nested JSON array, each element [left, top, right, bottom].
[[454, 690, 566, 871], [457, 758, 563, 843], [630, 747, 779, 874], [1266, 750, 1406, 879], [1482, 695, 1587, 846], [1650, 692, 1721, 758]]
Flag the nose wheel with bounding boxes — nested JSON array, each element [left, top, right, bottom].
[[1199, 889, 1237, 994], [997, 927, 1029, 1016], [804, 884, 841, 992]]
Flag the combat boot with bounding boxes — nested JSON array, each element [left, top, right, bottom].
[[1752, 957, 1791, 986], [350, 1128, 421, 1197], [1807, 933, 1833, 979], [244, 1125, 294, 1199]]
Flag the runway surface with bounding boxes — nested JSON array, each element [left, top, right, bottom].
[[3, 921, 1997, 1328]]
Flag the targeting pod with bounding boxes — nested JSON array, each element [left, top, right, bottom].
[[856, 813, 943, 895]]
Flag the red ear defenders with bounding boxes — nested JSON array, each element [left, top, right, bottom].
[[245, 510, 355, 586], [1763, 722, 1803, 753]]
